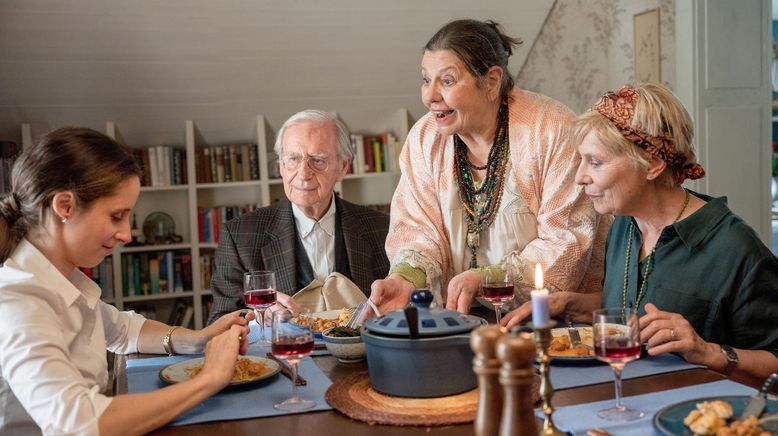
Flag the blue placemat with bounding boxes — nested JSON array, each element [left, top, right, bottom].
[[547, 353, 702, 390], [535, 379, 755, 435], [126, 353, 333, 426]]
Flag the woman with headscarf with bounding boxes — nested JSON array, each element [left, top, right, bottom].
[[503, 83, 778, 386]]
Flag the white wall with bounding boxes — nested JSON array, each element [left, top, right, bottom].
[[517, 0, 675, 113], [0, 1, 552, 146]]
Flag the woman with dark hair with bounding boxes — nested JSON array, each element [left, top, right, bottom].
[[0, 127, 253, 434], [370, 19, 607, 315]]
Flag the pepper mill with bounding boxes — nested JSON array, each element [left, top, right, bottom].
[[496, 331, 538, 436], [470, 325, 504, 436]]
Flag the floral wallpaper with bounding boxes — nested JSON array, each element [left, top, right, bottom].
[[517, 0, 675, 113]]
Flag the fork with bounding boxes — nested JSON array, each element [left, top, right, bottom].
[[567, 319, 583, 348], [346, 300, 381, 329]]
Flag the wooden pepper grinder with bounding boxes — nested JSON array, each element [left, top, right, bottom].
[[470, 325, 504, 436], [496, 331, 538, 436]]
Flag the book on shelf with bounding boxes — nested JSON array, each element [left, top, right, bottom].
[[181, 306, 194, 328], [122, 251, 192, 296], [79, 257, 113, 300], [195, 144, 260, 183]]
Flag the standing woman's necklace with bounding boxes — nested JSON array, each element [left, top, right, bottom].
[[453, 100, 510, 269], [622, 189, 690, 309]]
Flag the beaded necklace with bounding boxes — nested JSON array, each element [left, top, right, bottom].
[[622, 189, 690, 309], [453, 100, 510, 269]]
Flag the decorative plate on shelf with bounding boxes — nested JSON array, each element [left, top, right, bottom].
[[142, 212, 178, 245]]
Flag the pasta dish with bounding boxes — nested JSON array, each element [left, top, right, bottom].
[[185, 357, 272, 383]]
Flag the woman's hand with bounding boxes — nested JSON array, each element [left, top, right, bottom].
[[639, 303, 717, 366], [369, 274, 415, 317], [500, 291, 600, 328], [198, 325, 245, 390], [501, 292, 570, 328], [198, 309, 253, 353], [445, 270, 483, 314]]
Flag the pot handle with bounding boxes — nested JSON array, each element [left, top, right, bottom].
[[404, 305, 419, 339]]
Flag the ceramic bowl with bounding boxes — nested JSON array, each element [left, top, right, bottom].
[[321, 327, 366, 363]]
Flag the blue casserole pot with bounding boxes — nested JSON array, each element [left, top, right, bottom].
[[362, 290, 487, 398]]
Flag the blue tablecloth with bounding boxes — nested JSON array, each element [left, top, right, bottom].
[[547, 352, 702, 390], [535, 379, 756, 435], [126, 351, 333, 426]]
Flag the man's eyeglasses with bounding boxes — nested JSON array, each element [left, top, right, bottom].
[[281, 153, 331, 172]]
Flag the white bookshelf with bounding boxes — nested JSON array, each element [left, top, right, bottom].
[[21, 109, 410, 329]]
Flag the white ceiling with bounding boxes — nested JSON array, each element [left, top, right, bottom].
[[0, 0, 553, 145]]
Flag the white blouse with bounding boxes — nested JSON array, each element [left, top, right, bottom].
[[0, 239, 146, 435]]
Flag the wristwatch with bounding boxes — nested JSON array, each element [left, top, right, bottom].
[[719, 344, 739, 375]]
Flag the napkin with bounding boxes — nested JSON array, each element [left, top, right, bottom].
[[536, 379, 756, 435]]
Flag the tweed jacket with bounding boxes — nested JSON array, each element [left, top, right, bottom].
[[207, 195, 390, 324]]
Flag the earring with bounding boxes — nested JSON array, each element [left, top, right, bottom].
[[61, 217, 67, 223]]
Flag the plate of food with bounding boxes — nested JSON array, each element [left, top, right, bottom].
[[159, 355, 281, 386], [653, 395, 778, 435], [548, 325, 599, 362], [294, 308, 354, 338]]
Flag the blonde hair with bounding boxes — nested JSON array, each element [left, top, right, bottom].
[[571, 83, 697, 187]]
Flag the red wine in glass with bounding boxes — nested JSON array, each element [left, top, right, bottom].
[[244, 289, 277, 308], [592, 309, 644, 422], [243, 271, 277, 343], [594, 340, 641, 364], [272, 310, 317, 412], [272, 339, 315, 360], [482, 283, 514, 301]]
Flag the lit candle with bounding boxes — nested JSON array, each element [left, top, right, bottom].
[[531, 263, 550, 327]]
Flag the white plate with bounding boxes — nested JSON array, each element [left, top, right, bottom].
[[549, 325, 598, 362], [159, 355, 280, 386]]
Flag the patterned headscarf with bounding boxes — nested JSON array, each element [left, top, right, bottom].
[[591, 85, 705, 183]]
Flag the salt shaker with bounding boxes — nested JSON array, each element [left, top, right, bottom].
[[470, 325, 504, 436], [496, 331, 537, 436]]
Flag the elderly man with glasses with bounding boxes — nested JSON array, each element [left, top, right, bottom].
[[207, 110, 390, 324]]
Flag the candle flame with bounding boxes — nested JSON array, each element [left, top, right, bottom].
[[535, 263, 543, 289]]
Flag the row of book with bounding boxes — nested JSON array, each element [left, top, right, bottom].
[[195, 144, 260, 184], [121, 251, 193, 296], [81, 258, 114, 300], [132, 146, 188, 187], [349, 133, 401, 174], [0, 141, 20, 194], [197, 204, 261, 244]]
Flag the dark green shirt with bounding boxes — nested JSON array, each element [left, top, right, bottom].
[[602, 191, 778, 356]]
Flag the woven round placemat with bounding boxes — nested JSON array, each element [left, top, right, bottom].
[[325, 371, 540, 426]]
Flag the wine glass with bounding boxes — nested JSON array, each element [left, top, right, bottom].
[[243, 270, 277, 343], [480, 260, 516, 324], [593, 307, 644, 422], [271, 309, 316, 411]]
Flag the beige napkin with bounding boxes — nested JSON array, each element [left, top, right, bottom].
[[291, 272, 367, 312]]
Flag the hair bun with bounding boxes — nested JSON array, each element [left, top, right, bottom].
[[0, 192, 22, 222]]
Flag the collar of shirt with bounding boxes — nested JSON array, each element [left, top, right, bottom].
[[7, 239, 102, 309], [665, 191, 728, 250], [291, 195, 337, 238]]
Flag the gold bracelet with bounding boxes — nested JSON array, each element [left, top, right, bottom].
[[163, 326, 179, 356]]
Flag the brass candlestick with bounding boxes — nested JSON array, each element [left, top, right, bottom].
[[529, 321, 565, 436]]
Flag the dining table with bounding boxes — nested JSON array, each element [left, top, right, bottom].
[[113, 345, 730, 436]]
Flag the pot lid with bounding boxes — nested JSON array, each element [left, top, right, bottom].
[[364, 289, 485, 337]]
